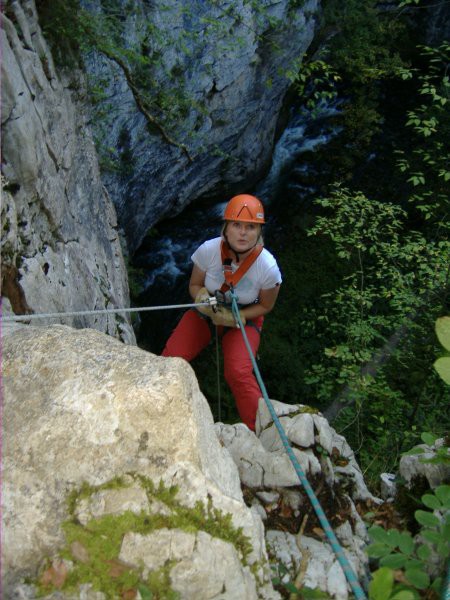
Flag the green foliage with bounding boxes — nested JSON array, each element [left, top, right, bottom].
[[402, 432, 450, 468], [39, 474, 253, 598], [287, 0, 410, 176], [366, 438, 450, 599], [395, 43, 450, 230], [286, 58, 341, 112], [125, 259, 146, 301], [305, 185, 449, 396], [434, 317, 450, 384]]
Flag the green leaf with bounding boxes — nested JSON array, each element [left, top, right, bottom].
[[436, 316, 450, 351], [368, 567, 394, 600], [434, 357, 450, 385], [404, 568, 430, 589], [398, 533, 414, 555], [421, 494, 441, 510], [387, 530, 404, 549], [404, 559, 423, 570], [435, 485, 450, 507], [369, 526, 391, 544], [390, 592, 416, 600], [437, 541, 450, 558], [421, 529, 440, 544], [137, 584, 153, 600], [416, 544, 431, 561], [380, 554, 408, 569], [415, 510, 440, 527], [299, 587, 330, 599], [421, 432, 438, 446], [367, 543, 391, 558], [431, 577, 443, 592]]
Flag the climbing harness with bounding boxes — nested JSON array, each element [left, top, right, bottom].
[[1, 299, 217, 322], [220, 240, 263, 292], [229, 286, 367, 600]]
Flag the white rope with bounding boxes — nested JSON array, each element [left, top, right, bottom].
[[1, 299, 217, 323]]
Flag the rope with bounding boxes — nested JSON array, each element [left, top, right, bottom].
[[215, 326, 222, 422], [1, 300, 215, 323], [230, 288, 367, 600]]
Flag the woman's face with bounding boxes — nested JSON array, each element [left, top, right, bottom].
[[225, 221, 261, 254]]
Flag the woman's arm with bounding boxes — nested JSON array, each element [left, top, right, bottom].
[[241, 285, 281, 321], [189, 264, 207, 300]]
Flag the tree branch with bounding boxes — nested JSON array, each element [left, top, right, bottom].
[[101, 48, 194, 162]]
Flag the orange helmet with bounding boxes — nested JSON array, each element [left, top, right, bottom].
[[223, 194, 265, 224]]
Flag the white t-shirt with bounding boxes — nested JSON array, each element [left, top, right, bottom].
[[191, 237, 282, 306]]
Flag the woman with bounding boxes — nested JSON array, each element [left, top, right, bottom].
[[162, 194, 282, 431]]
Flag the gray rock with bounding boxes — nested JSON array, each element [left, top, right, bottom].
[[217, 399, 379, 599], [380, 473, 397, 500], [256, 491, 280, 504], [3, 325, 275, 598], [399, 439, 450, 489], [1, 1, 134, 343], [119, 528, 196, 571], [80, 0, 320, 252], [74, 481, 151, 526], [267, 531, 365, 599], [256, 398, 303, 435]]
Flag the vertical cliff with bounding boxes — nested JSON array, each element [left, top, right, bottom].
[[81, 0, 320, 252], [1, 0, 135, 343]]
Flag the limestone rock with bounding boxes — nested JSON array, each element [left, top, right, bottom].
[[120, 529, 258, 599], [216, 399, 378, 598], [80, 0, 320, 252], [380, 473, 397, 500], [267, 531, 366, 599], [1, 1, 134, 342], [3, 325, 276, 598], [399, 438, 450, 490]]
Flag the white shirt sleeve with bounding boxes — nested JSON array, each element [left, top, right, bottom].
[[191, 239, 217, 272]]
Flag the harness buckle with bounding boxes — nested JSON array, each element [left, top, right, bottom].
[[208, 295, 218, 310], [214, 290, 227, 312]]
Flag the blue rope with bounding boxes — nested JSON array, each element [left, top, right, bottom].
[[230, 289, 367, 600], [443, 561, 450, 600]]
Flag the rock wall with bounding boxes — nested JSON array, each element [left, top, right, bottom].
[[1, 0, 135, 343], [82, 0, 320, 252], [2, 325, 277, 599], [3, 325, 379, 599]]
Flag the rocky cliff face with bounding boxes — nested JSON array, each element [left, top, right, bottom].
[[3, 325, 277, 599], [3, 324, 375, 599], [1, 0, 135, 343], [82, 0, 320, 253]]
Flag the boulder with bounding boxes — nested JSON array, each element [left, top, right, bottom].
[[216, 399, 379, 598], [399, 438, 450, 490], [2, 325, 277, 599]]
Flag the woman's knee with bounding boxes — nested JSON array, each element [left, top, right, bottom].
[[224, 358, 253, 387]]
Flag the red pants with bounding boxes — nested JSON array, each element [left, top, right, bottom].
[[162, 309, 264, 430]]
